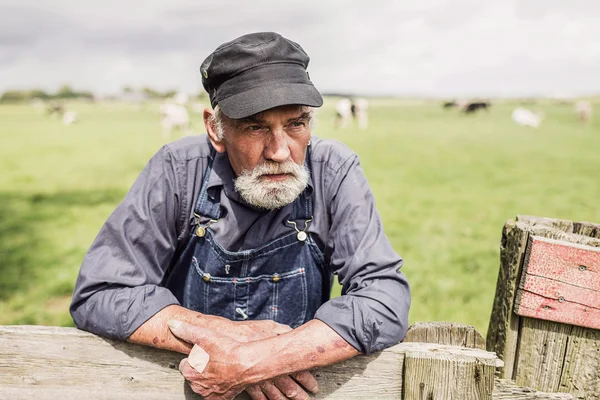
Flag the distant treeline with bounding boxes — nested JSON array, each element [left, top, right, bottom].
[[0, 85, 95, 103], [0, 85, 205, 103]]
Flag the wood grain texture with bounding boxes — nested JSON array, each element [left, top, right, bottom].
[[513, 317, 600, 399], [557, 325, 600, 399], [403, 348, 496, 400], [514, 235, 600, 329], [493, 379, 574, 399], [572, 221, 600, 239], [487, 216, 600, 383], [515, 286, 600, 330], [513, 318, 571, 392], [0, 326, 504, 400], [486, 219, 529, 379], [404, 321, 486, 349]]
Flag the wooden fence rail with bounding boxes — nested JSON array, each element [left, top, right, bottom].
[[0, 325, 572, 399]]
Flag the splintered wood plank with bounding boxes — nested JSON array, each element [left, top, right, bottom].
[[572, 221, 600, 239], [404, 321, 486, 349], [486, 219, 529, 379], [514, 236, 600, 330], [403, 348, 497, 400], [513, 318, 571, 392]]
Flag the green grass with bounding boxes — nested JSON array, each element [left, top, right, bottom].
[[1, 99, 599, 335]]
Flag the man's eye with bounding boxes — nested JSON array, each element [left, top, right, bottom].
[[291, 121, 306, 128], [247, 125, 263, 131]]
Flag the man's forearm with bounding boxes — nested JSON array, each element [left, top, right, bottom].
[[128, 304, 231, 354], [240, 319, 360, 385]]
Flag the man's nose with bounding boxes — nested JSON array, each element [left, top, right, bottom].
[[264, 129, 290, 162]]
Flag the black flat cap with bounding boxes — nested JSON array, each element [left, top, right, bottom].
[[200, 32, 323, 119]]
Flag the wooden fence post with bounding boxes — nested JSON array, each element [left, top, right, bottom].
[[404, 321, 486, 349], [486, 215, 600, 399], [403, 347, 496, 399]]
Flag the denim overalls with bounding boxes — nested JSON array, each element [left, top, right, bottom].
[[169, 145, 327, 328]]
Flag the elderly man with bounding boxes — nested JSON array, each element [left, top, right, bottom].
[[70, 32, 410, 400]]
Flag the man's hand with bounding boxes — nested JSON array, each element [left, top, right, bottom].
[[227, 320, 319, 399], [169, 320, 319, 400], [245, 372, 318, 400], [170, 320, 246, 399], [128, 305, 319, 398]]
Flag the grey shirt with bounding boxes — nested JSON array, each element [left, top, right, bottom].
[[70, 135, 410, 355]]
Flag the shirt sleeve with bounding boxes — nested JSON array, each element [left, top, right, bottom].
[[314, 154, 411, 355], [70, 145, 183, 340]]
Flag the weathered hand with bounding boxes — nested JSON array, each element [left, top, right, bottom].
[[170, 319, 319, 400], [224, 320, 319, 399], [245, 372, 319, 400], [179, 357, 244, 400], [170, 320, 250, 399]]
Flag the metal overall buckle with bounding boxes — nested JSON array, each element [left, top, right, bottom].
[[286, 218, 313, 242], [194, 212, 218, 238]]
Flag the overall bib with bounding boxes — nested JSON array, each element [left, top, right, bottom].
[[168, 146, 327, 328]]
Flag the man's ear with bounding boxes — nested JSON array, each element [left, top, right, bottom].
[[203, 108, 226, 153]]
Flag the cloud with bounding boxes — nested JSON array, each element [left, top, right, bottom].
[[1, 0, 599, 96]]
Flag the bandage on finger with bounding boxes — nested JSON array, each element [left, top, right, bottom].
[[188, 344, 210, 373]]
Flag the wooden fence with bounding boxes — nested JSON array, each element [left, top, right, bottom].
[[487, 216, 600, 399], [3, 215, 598, 399], [0, 323, 572, 399]]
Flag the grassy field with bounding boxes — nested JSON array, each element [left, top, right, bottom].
[[1, 98, 599, 336]]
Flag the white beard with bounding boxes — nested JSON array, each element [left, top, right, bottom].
[[234, 160, 310, 210]]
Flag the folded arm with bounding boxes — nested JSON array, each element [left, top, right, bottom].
[[169, 318, 359, 399]]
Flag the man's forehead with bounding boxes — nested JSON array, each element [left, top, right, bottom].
[[240, 105, 311, 122]]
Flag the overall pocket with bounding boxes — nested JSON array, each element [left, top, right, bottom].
[[187, 256, 308, 328]]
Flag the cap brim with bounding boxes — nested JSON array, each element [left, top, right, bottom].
[[218, 83, 323, 119]]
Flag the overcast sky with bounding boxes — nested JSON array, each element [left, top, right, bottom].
[[1, 0, 599, 98]]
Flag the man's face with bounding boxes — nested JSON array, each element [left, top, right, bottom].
[[218, 105, 313, 209]]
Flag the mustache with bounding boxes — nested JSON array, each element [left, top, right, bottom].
[[241, 161, 304, 177]]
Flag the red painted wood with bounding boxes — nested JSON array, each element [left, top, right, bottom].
[[524, 236, 600, 290], [514, 236, 600, 329], [521, 274, 600, 308], [515, 292, 600, 330]]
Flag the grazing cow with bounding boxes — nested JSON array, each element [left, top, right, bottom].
[[512, 107, 543, 128], [334, 98, 353, 128], [62, 111, 78, 126], [353, 98, 369, 130], [574, 101, 592, 124], [443, 101, 457, 109], [464, 102, 490, 114], [46, 101, 65, 117], [159, 103, 192, 139]]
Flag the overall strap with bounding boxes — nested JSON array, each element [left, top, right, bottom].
[[193, 145, 221, 220], [290, 142, 314, 221]]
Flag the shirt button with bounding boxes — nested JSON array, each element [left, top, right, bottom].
[[202, 273, 211, 282], [272, 274, 281, 283]]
